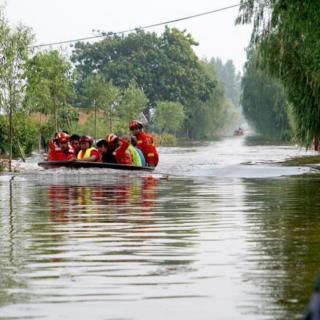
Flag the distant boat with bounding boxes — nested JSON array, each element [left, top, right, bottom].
[[38, 160, 154, 171], [233, 128, 244, 136]]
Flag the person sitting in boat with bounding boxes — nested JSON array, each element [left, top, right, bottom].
[[131, 135, 146, 167], [106, 134, 132, 165], [129, 120, 159, 167], [96, 139, 116, 163], [77, 136, 100, 162], [70, 134, 81, 155], [47, 132, 76, 161], [121, 135, 142, 166]]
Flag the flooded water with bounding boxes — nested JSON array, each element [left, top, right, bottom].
[[1, 136, 320, 320]]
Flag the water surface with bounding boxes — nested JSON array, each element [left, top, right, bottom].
[[1, 136, 320, 320]]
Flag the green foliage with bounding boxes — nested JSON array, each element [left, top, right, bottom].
[[181, 60, 241, 139], [0, 13, 32, 114], [82, 73, 121, 113], [237, 0, 320, 147], [71, 28, 217, 139], [0, 12, 33, 159], [58, 106, 79, 130], [25, 50, 75, 132], [241, 51, 293, 141], [0, 114, 39, 157], [116, 81, 148, 126], [81, 73, 121, 133], [211, 58, 241, 107], [154, 133, 177, 146], [153, 100, 185, 134], [69, 114, 108, 140], [72, 28, 214, 108]]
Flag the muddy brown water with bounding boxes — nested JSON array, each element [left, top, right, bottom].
[[1, 136, 320, 319]]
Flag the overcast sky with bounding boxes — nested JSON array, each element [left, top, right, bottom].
[[4, 0, 252, 72]]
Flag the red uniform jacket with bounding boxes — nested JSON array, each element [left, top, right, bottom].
[[113, 139, 132, 165], [48, 140, 76, 161], [135, 132, 159, 166]]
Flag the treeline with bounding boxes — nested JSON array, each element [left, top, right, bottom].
[[0, 9, 241, 157], [237, 0, 320, 147]]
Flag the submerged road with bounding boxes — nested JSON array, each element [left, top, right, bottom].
[[0, 136, 319, 320]]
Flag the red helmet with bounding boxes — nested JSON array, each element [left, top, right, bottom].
[[79, 135, 93, 144], [106, 134, 118, 145], [58, 132, 70, 144], [129, 120, 143, 130]]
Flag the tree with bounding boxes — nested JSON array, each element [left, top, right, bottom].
[[71, 28, 215, 138], [153, 101, 185, 134], [72, 28, 214, 107], [241, 50, 292, 140], [0, 12, 33, 161], [115, 81, 148, 133], [181, 60, 240, 139], [211, 58, 241, 108], [237, 0, 320, 147], [25, 50, 74, 132], [82, 73, 121, 132]]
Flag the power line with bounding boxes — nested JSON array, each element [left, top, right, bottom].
[[31, 3, 241, 49]]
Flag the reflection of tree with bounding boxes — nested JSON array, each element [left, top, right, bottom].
[[0, 179, 29, 306], [0, 175, 203, 312], [243, 177, 320, 319]]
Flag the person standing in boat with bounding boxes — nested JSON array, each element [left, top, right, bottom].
[[77, 136, 100, 161], [129, 120, 159, 167], [47, 132, 76, 161], [106, 134, 132, 165]]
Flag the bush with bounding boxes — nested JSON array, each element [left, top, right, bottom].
[[0, 114, 39, 158], [154, 133, 177, 146]]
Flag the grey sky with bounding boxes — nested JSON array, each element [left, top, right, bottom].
[[5, 0, 252, 72]]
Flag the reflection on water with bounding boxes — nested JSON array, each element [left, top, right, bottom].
[[1, 137, 320, 320]]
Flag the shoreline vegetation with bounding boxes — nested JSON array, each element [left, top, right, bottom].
[[0, 9, 242, 163], [2, 2, 320, 167]]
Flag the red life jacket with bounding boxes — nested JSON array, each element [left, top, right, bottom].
[[113, 140, 132, 165], [48, 140, 76, 161]]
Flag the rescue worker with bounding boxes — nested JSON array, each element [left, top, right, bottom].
[[129, 120, 159, 167], [70, 134, 81, 155], [77, 136, 100, 161], [106, 134, 132, 165], [96, 139, 116, 163], [47, 132, 76, 161]]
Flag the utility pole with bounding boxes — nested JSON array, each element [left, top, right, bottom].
[[94, 99, 97, 141], [9, 100, 12, 172], [8, 78, 13, 172]]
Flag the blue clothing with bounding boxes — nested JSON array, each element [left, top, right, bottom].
[[135, 147, 146, 166]]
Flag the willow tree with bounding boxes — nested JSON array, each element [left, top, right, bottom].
[[237, 0, 320, 147], [241, 50, 292, 140]]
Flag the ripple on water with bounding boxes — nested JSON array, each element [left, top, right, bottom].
[[1, 139, 319, 319]]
